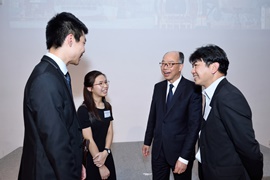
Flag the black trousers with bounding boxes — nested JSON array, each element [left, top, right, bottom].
[[151, 146, 193, 180], [198, 162, 204, 180]]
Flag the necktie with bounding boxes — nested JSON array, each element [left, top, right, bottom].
[[203, 92, 210, 120], [202, 94, 206, 117], [166, 84, 174, 108], [65, 72, 72, 92], [196, 93, 207, 163]]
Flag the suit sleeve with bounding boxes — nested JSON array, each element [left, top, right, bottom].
[[144, 85, 157, 146], [180, 85, 202, 160], [217, 91, 263, 180], [29, 73, 80, 179]]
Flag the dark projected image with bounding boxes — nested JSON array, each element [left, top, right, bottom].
[[8, 0, 270, 29]]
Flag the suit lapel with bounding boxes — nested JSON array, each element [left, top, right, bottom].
[[165, 77, 186, 114]]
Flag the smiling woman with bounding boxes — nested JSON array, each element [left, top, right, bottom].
[[77, 70, 116, 179]]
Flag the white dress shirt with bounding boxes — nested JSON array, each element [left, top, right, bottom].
[[46, 52, 68, 75]]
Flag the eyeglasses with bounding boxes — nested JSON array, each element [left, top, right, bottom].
[[94, 81, 110, 87], [159, 62, 181, 68]]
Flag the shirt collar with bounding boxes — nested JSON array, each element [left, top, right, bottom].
[[167, 75, 182, 92], [203, 76, 225, 100], [45, 52, 68, 75]]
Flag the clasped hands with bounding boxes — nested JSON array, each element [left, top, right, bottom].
[[93, 151, 110, 179]]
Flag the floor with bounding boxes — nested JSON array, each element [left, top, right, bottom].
[[0, 141, 269, 180]]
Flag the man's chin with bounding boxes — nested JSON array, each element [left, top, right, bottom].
[[164, 78, 171, 82], [163, 75, 171, 81], [71, 61, 80, 66], [194, 81, 203, 87]]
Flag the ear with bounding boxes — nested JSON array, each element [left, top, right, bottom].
[[66, 34, 73, 47], [178, 63, 184, 72], [87, 87, 92, 92], [211, 62, 219, 74]]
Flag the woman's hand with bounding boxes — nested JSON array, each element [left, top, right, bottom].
[[93, 151, 108, 167], [99, 165, 110, 179]]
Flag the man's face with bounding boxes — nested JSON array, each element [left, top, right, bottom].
[[160, 52, 182, 83], [69, 33, 86, 65], [191, 60, 213, 88]]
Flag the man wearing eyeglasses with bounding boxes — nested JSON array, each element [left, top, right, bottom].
[[142, 51, 202, 180]]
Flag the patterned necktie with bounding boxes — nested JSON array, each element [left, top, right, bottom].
[[166, 84, 174, 108], [65, 72, 72, 93]]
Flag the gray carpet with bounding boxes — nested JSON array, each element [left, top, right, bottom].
[[0, 142, 269, 180]]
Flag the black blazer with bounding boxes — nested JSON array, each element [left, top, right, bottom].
[[18, 56, 83, 180], [199, 78, 263, 180], [144, 77, 202, 166]]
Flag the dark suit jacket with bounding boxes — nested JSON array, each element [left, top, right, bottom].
[[144, 77, 202, 166], [18, 56, 82, 180], [199, 78, 263, 180]]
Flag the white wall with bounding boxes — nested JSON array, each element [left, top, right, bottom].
[[1, 0, 270, 158]]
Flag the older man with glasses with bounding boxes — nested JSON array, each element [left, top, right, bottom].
[[142, 51, 202, 180]]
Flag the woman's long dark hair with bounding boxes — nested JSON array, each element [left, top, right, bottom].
[[83, 70, 111, 120]]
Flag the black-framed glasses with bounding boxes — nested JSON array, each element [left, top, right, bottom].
[[159, 62, 181, 68], [93, 81, 110, 87]]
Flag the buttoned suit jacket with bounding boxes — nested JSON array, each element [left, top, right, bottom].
[[199, 78, 263, 180], [144, 77, 202, 166], [18, 55, 83, 180]]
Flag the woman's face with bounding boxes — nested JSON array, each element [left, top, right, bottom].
[[88, 74, 109, 98]]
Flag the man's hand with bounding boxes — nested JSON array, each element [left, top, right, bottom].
[[142, 145, 150, 157], [81, 164, 86, 180], [173, 160, 187, 174]]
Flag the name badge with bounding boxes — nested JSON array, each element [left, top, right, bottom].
[[104, 110, 111, 118]]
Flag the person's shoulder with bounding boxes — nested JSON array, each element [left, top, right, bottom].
[[224, 82, 245, 99], [155, 80, 166, 87], [181, 76, 194, 84], [31, 58, 60, 79], [27, 68, 60, 90], [77, 104, 88, 112], [181, 77, 200, 88], [180, 78, 201, 95], [105, 101, 112, 109]]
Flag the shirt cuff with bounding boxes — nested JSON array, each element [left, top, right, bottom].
[[178, 157, 188, 165]]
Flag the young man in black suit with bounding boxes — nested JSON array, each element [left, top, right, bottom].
[[18, 12, 88, 180], [189, 44, 263, 180], [142, 51, 202, 180]]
